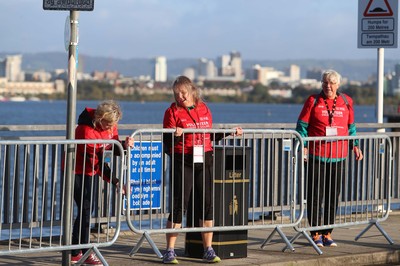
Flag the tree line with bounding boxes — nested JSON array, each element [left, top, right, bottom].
[[41, 80, 398, 106]]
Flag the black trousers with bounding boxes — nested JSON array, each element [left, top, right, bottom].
[[168, 151, 214, 224], [306, 159, 343, 236], [71, 174, 97, 256]]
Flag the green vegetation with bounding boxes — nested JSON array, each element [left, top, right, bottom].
[[43, 80, 400, 106]]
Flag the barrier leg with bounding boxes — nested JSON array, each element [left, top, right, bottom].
[[129, 231, 163, 258], [355, 221, 394, 244], [281, 231, 302, 252], [261, 226, 295, 252], [260, 228, 278, 248], [75, 248, 108, 266], [287, 231, 323, 255], [302, 231, 323, 255], [354, 222, 374, 241], [92, 246, 108, 266]]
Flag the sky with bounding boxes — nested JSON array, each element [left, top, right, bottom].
[[1, 0, 399, 61]]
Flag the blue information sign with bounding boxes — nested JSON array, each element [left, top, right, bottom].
[[128, 141, 162, 210]]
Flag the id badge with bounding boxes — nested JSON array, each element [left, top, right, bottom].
[[326, 126, 338, 136], [193, 145, 204, 163]]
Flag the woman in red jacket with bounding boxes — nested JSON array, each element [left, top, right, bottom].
[[162, 76, 242, 264], [71, 100, 133, 265], [296, 70, 363, 248]]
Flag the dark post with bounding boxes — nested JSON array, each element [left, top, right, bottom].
[[62, 10, 79, 266]]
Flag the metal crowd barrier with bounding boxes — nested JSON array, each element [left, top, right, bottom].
[[124, 129, 304, 258], [0, 139, 125, 266], [0, 131, 394, 262], [288, 134, 393, 255]]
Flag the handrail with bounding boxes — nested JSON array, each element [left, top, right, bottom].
[[1, 122, 400, 132]]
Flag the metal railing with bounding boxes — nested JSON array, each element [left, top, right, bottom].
[[123, 129, 394, 259], [124, 128, 304, 258], [288, 134, 393, 255], [0, 139, 124, 266], [0, 123, 397, 261]]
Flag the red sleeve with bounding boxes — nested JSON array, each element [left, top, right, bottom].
[[75, 125, 101, 177], [78, 126, 102, 158], [163, 107, 176, 129], [297, 95, 316, 123]]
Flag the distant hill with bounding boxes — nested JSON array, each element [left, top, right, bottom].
[[1, 52, 399, 82]]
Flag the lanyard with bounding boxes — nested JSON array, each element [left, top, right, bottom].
[[186, 106, 198, 127], [186, 106, 202, 144], [322, 95, 337, 126]]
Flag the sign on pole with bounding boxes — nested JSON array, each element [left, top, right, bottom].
[[128, 142, 162, 210], [43, 0, 94, 11], [358, 0, 398, 48]]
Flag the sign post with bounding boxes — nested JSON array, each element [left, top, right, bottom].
[[358, 0, 398, 132], [43, 2, 94, 265], [63, 12, 78, 266]]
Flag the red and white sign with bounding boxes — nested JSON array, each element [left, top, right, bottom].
[[364, 0, 393, 17], [358, 0, 398, 48]]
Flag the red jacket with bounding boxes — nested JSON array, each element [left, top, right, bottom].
[[74, 108, 120, 182], [163, 102, 213, 154], [296, 93, 356, 161]]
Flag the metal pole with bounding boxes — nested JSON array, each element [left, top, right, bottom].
[[377, 48, 385, 133], [62, 10, 79, 266]]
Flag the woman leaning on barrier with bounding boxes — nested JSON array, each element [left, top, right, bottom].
[[296, 69, 363, 248], [71, 100, 134, 265], [162, 76, 242, 264]]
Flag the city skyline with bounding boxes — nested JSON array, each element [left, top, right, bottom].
[[1, 1, 399, 61]]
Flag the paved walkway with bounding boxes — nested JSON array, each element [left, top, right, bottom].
[[2, 212, 400, 265]]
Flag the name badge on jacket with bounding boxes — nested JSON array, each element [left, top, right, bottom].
[[326, 126, 338, 136], [193, 145, 204, 163]]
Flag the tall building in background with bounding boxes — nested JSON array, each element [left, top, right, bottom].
[[206, 60, 217, 79], [0, 60, 5, 78], [216, 51, 242, 80], [183, 67, 196, 81], [230, 51, 242, 79], [197, 58, 217, 80], [217, 54, 231, 76], [252, 65, 284, 85], [289, 64, 300, 81], [0, 54, 24, 82], [198, 58, 209, 78], [154, 56, 167, 82]]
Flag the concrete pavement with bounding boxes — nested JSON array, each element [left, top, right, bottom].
[[2, 212, 400, 265]]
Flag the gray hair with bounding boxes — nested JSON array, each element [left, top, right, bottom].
[[321, 69, 342, 84]]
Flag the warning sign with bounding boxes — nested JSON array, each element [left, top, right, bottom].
[[358, 0, 398, 48], [364, 0, 393, 17]]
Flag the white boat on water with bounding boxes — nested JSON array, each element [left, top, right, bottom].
[[9, 96, 26, 102]]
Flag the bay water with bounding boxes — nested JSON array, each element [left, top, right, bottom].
[[0, 100, 377, 125], [0, 100, 382, 238]]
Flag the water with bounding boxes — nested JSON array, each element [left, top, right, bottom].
[[0, 100, 384, 240], [0, 100, 378, 125]]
